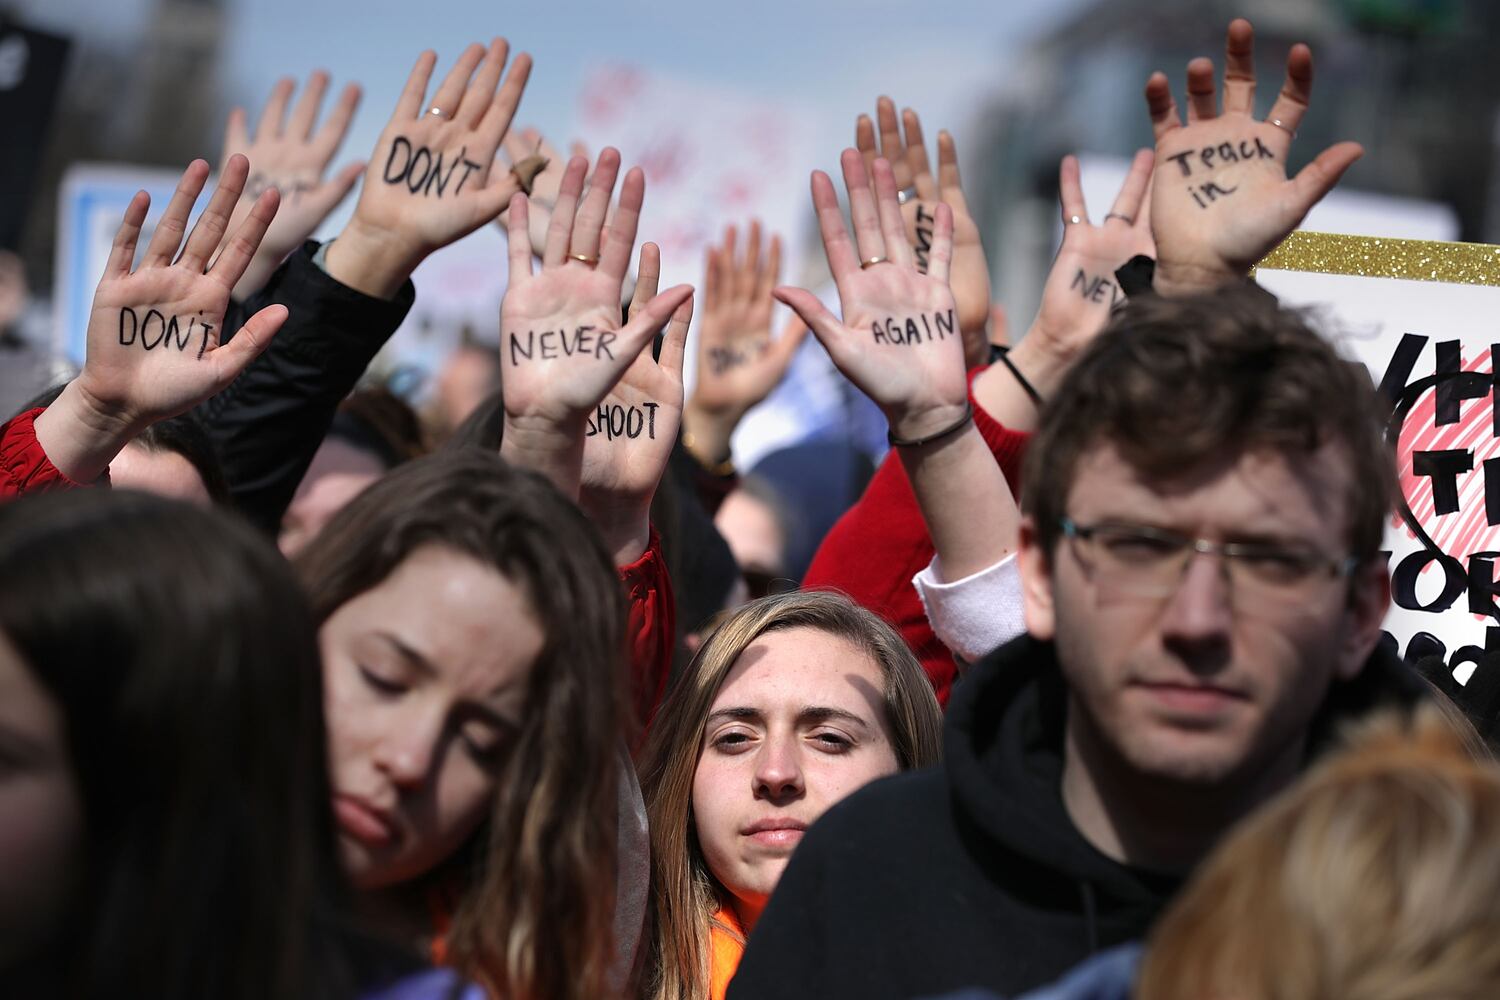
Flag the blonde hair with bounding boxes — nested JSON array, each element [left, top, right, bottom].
[[637, 590, 943, 1000], [1138, 703, 1500, 1000]]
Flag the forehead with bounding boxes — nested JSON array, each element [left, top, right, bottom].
[[1065, 441, 1354, 539], [710, 626, 885, 715]]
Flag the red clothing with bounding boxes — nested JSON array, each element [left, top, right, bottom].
[[621, 528, 675, 731], [0, 408, 100, 499], [802, 372, 1029, 705]]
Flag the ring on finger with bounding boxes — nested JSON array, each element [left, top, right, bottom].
[[860, 256, 891, 269], [1066, 215, 1085, 226], [426, 106, 448, 119], [1104, 212, 1135, 225], [567, 252, 600, 267], [896, 186, 919, 205], [1267, 118, 1297, 138]]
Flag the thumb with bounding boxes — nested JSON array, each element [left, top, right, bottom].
[[772, 286, 843, 354], [475, 172, 523, 228], [304, 160, 365, 224], [211, 304, 287, 391], [1287, 141, 1363, 223], [766, 314, 810, 379]]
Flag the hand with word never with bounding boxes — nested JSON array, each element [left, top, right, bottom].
[[325, 39, 531, 298], [33, 157, 287, 482], [499, 148, 694, 502], [774, 151, 965, 443], [1146, 18, 1363, 295], [497, 127, 589, 259], [578, 242, 694, 563], [856, 98, 990, 367], [218, 71, 364, 301], [681, 221, 807, 470]]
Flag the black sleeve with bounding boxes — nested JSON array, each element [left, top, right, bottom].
[[196, 241, 415, 533]]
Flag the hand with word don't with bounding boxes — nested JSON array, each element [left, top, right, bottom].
[[773, 150, 967, 443], [499, 148, 694, 504], [33, 156, 287, 482], [856, 99, 990, 367], [324, 39, 531, 298], [1146, 17, 1363, 296]]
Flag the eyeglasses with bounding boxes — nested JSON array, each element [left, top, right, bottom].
[[1059, 517, 1359, 606]]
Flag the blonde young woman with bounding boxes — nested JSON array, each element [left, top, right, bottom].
[[638, 591, 943, 1000]]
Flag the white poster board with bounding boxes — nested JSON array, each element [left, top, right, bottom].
[[1257, 233, 1500, 681]]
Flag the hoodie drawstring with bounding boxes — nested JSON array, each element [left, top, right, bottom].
[[1078, 880, 1100, 954]]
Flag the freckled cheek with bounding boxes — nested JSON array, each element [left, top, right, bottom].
[[690, 756, 745, 865], [320, 661, 382, 786], [804, 750, 898, 814]]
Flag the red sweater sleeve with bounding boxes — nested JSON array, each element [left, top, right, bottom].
[[802, 370, 1029, 705], [0, 408, 103, 500], [620, 528, 675, 731]]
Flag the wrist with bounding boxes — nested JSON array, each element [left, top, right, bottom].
[[578, 488, 653, 565], [1151, 258, 1243, 298], [1005, 332, 1072, 399], [324, 220, 425, 299], [681, 401, 739, 467], [32, 379, 142, 483], [886, 400, 971, 444]]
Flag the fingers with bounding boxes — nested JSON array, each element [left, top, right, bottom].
[[426, 43, 485, 121], [223, 107, 249, 156], [904, 108, 938, 200], [255, 77, 295, 141], [506, 194, 535, 279], [209, 188, 280, 291], [617, 283, 695, 362], [141, 160, 211, 268], [840, 148, 886, 264], [395, 50, 438, 120], [598, 162, 644, 282], [659, 293, 693, 379], [1222, 18, 1257, 115], [1287, 141, 1363, 221], [105, 190, 151, 279], [314, 82, 362, 160], [756, 234, 782, 304], [1144, 71, 1181, 139], [211, 304, 288, 390], [542, 155, 588, 267], [457, 37, 509, 128], [286, 71, 330, 141], [734, 220, 761, 302], [628, 242, 661, 321], [871, 159, 914, 268], [855, 114, 878, 176], [477, 51, 533, 149], [772, 286, 844, 356], [1264, 42, 1314, 138], [570, 147, 621, 263], [701, 246, 721, 314], [936, 131, 971, 215], [178, 153, 250, 272], [926, 203, 955, 284], [1107, 148, 1155, 225], [1184, 57, 1218, 123], [811, 169, 860, 280], [1057, 154, 1089, 227], [876, 96, 911, 188]]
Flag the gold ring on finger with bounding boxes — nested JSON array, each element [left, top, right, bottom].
[[568, 252, 600, 267], [860, 256, 890, 269], [1268, 118, 1297, 138]]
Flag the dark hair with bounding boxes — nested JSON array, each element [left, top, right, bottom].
[[294, 450, 628, 1000], [0, 490, 355, 999], [1022, 286, 1397, 561], [331, 387, 427, 469]]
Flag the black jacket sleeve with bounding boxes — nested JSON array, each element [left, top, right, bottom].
[[197, 241, 415, 532]]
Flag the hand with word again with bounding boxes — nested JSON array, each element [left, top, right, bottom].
[[775, 152, 966, 442], [1145, 17, 1363, 294], [326, 39, 532, 298], [218, 71, 364, 300], [497, 127, 589, 259], [499, 149, 694, 500], [681, 221, 808, 468], [34, 157, 287, 482], [579, 242, 693, 563], [856, 99, 989, 366]]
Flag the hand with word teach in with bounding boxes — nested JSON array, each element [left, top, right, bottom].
[[218, 71, 364, 301], [1145, 17, 1363, 296], [33, 156, 288, 482], [499, 148, 694, 502], [773, 150, 966, 444], [680, 220, 808, 471], [578, 241, 694, 563], [856, 98, 990, 367], [325, 39, 532, 298], [496, 127, 589, 259]]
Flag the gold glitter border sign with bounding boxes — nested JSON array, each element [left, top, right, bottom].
[[1255, 231, 1500, 287]]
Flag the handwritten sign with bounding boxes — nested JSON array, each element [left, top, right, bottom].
[[1256, 233, 1500, 682]]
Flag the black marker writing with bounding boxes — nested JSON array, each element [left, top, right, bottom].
[[245, 171, 313, 205], [117, 307, 213, 357], [586, 402, 661, 440], [507, 325, 617, 365], [913, 206, 935, 274], [1188, 181, 1239, 209], [707, 342, 768, 376], [1166, 137, 1276, 178], [870, 309, 956, 346], [1070, 269, 1121, 307], [383, 137, 482, 199]]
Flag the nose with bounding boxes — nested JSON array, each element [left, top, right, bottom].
[[1159, 551, 1233, 673], [752, 734, 805, 804], [373, 705, 444, 791]]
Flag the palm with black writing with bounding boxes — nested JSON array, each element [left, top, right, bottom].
[[774, 151, 965, 441], [76, 156, 287, 432], [219, 71, 364, 299], [857, 99, 989, 366], [1146, 18, 1362, 293]]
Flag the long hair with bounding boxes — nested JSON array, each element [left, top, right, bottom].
[[1138, 703, 1500, 1000], [295, 449, 627, 1000], [0, 490, 352, 999], [637, 590, 943, 1000]]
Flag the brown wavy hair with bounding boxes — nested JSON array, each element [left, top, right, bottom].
[[295, 450, 627, 1000], [637, 590, 943, 1000]]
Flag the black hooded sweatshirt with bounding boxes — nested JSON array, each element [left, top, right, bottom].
[[727, 634, 1424, 1000]]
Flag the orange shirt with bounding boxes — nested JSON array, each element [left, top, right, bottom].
[[709, 904, 746, 1000]]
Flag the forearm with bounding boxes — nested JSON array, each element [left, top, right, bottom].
[[31, 381, 138, 484], [578, 490, 652, 567], [322, 220, 424, 301], [500, 416, 584, 502], [896, 421, 1018, 583], [680, 401, 740, 469], [970, 331, 1072, 432]]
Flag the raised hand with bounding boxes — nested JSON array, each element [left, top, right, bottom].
[[773, 150, 965, 442], [499, 148, 693, 501], [326, 39, 532, 298], [218, 71, 364, 300], [681, 220, 807, 469], [856, 98, 990, 367], [1145, 17, 1363, 294], [497, 127, 589, 259], [34, 156, 288, 481]]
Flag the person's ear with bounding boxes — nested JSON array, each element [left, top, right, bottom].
[[1018, 516, 1057, 640], [1336, 558, 1391, 681]]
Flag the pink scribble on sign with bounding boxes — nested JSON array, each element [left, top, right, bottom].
[[580, 67, 645, 127]]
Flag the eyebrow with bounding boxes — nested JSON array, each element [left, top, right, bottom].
[[376, 631, 523, 728], [705, 705, 874, 731], [376, 630, 436, 677]]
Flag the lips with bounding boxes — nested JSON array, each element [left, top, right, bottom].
[[1132, 680, 1246, 716], [333, 793, 395, 848], [742, 817, 808, 850]]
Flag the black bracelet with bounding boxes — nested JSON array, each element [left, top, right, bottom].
[[888, 402, 975, 448], [994, 347, 1043, 408]]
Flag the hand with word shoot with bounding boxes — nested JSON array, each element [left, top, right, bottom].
[[680, 220, 808, 472], [218, 70, 365, 301], [1145, 17, 1363, 296], [324, 38, 531, 299], [499, 148, 694, 506], [856, 98, 990, 367], [577, 241, 694, 564], [33, 156, 286, 482]]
